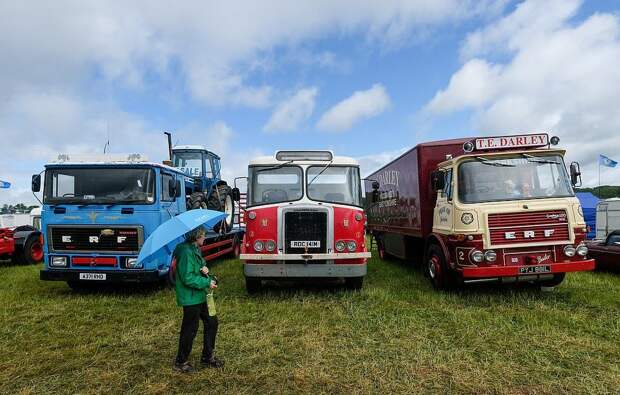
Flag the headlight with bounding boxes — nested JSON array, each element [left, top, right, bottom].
[[253, 240, 264, 252], [563, 245, 576, 257], [248, 211, 256, 220], [484, 250, 497, 262], [576, 244, 588, 256], [265, 240, 276, 252], [335, 241, 346, 252], [355, 212, 363, 221], [125, 257, 143, 269], [470, 250, 484, 263], [50, 256, 67, 267], [347, 241, 357, 252]]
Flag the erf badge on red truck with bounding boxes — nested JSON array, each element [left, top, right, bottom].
[[240, 150, 371, 293]]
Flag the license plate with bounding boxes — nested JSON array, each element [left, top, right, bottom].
[[519, 265, 551, 274], [79, 273, 106, 281], [290, 241, 320, 248]]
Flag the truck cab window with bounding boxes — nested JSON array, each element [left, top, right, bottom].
[[307, 166, 361, 206], [248, 166, 303, 206], [161, 173, 175, 202], [174, 152, 203, 177], [442, 169, 453, 200]]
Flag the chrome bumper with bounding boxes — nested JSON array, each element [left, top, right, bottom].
[[244, 262, 367, 278], [240, 252, 371, 261]]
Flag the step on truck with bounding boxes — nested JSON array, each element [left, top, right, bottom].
[[33, 147, 243, 289], [365, 133, 594, 289], [240, 150, 371, 292]]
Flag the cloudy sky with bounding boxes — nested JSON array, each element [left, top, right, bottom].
[[1, 0, 619, 205]]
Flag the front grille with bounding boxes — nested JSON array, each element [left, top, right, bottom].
[[49, 226, 141, 253], [284, 211, 327, 254], [488, 210, 570, 246]]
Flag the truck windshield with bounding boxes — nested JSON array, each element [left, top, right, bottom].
[[248, 166, 303, 206], [457, 154, 574, 203], [44, 168, 156, 204], [307, 166, 361, 206]]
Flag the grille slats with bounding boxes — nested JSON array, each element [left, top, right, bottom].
[[488, 210, 570, 246], [284, 211, 327, 254], [50, 226, 141, 252]]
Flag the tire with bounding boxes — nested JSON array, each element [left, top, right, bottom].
[[426, 244, 456, 291], [210, 186, 235, 233], [539, 273, 565, 288], [245, 277, 261, 294], [344, 276, 364, 290], [14, 225, 36, 233], [23, 235, 43, 264], [230, 236, 241, 258], [189, 192, 207, 209], [376, 238, 387, 260]]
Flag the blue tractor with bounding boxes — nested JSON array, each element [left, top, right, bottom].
[[171, 145, 238, 232]]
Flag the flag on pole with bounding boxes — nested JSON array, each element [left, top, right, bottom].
[[0, 180, 10, 189], [599, 154, 618, 168]]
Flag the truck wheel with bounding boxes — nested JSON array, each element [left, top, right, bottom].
[[344, 276, 364, 290], [189, 192, 207, 209], [245, 277, 261, 294], [211, 187, 235, 233], [377, 239, 387, 260], [539, 273, 565, 288], [230, 236, 241, 258], [24, 235, 44, 264], [426, 244, 455, 290]]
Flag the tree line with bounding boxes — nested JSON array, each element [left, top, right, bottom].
[[575, 185, 620, 199], [1, 204, 40, 214]]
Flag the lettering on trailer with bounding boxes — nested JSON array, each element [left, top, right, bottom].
[[475, 134, 549, 150], [505, 229, 555, 239], [377, 170, 400, 187], [290, 241, 320, 248]]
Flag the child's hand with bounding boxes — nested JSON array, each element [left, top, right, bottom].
[[210, 280, 218, 289], [200, 266, 209, 276]]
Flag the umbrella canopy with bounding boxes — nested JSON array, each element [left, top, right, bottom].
[[137, 209, 226, 264]]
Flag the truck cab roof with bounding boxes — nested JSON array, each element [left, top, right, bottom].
[[173, 145, 220, 159], [250, 150, 359, 166], [44, 161, 188, 176]]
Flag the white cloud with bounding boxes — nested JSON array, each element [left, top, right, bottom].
[[423, 0, 620, 186], [264, 87, 318, 132], [317, 84, 391, 132], [356, 148, 408, 178]]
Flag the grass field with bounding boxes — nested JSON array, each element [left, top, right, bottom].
[[1, 251, 619, 394]]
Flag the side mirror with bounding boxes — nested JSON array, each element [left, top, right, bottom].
[[175, 180, 182, 197], [168, 178, 177, 197], [570, 162, 582, 187], [371, 190, 380, 203], [231, 187, 241, 202], [431, 170, 445, 191], [31, 174, 41, 192]]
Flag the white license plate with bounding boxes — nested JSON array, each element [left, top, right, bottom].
[[79, 273, 107, 281], [290, 241, 320, 248]]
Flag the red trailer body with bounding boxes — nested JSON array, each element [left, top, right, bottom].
[[366, 133, 594, 289]]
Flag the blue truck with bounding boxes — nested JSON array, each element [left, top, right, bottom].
[[32, 146, 243, 289]]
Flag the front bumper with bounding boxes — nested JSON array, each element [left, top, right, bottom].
[[459, 259, 595, 279], [240, 252, 371, 261], [40, 269, 162, 283], [244, 263, 367, 278]]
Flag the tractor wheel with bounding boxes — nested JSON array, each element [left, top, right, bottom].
[[189, 192, 207, 209], [210, 186, 235, 233], [24, 235, 44, 264]]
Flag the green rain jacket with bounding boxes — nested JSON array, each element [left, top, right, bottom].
[[173, 242, 212, 307]]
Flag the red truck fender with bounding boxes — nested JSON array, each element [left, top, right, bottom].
[[424, 233, 452, 268]]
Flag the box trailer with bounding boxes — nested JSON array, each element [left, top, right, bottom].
[[595, 198, 620, 240], [365, 133, 594, 289]]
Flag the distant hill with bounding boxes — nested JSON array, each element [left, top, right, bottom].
[[575, 185, 620, 199]]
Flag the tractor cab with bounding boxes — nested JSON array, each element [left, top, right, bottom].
[[172, 145, 221, 195]]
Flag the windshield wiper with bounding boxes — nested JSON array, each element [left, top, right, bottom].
[[474, 156, 516, 167], [308, 160, 334, 185], [255, 160, 294, 172], [520, 153, 560, 164]]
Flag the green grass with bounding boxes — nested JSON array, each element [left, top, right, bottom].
[[1, 253, 619, 394]]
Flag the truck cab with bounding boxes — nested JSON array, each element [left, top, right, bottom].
[[33, 153, 188, 286], [427, 134, 593, 288], [240, 150, 371, 292]]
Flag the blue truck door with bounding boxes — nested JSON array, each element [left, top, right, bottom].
[[160, 171, 180, 221]]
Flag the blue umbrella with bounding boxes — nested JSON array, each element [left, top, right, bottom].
[[137, 209, 227, 265]]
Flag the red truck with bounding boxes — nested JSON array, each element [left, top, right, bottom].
[[240, 150, 371, 292], [365, 133, 594, 289]]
